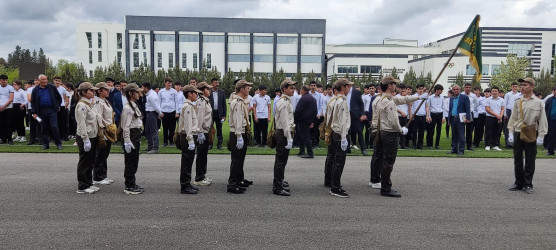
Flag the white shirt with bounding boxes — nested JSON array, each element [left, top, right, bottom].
[[0, 84, 14, 108], [122, 93, 128, 106], [145, 89, 161, 115], [253, 94, 271, 119], [248, 95, 254, 108], [363, 94, 372, 112], [485, 96, 505, 117], [213, 90, 219, 110], [504, 91, 522, 111], [412, 93, 428, 116], [26, 86, 35, 109], [175, 90, 184, 113], [443, 97, 450, 117], [291, 91, 301, 112], [427, 94, 444, 114], [346, 87, 353, 110], [13, 89, 27, 105], [57, 86, 67, 106], [273, 94, 280, 116], [396, 94, 409, 117], [310, 91, 323, 116], [464, 92, 478, 113], [321, 94, 331, 116], [477, 96, 487, 115], [158, 87, 179, 113]]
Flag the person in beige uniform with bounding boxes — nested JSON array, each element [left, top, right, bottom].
[[227, 80, 253, 194], [93, 82, 115, 186], [194, 82, 213, 186], [121, 83, 144, 195], [272, 79, 296, 196], [507, 77, 548, 194], [177, 85, 203, 194], [75, 82, 101, 194]]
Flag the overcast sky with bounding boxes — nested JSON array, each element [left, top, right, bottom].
[[1, 0, 555, 63]]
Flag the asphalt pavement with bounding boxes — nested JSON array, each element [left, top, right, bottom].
[[1, 153, 555, 249]]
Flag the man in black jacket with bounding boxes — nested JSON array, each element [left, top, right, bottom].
[[209, 78, 226, 150], [31, 74, 63, 150], [545, 86, 556, 155], [294, 85, 317, 158], [349, 85, 368, 155]]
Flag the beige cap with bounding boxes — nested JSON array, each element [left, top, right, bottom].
[[518, 77, 536, 86], [280, 79, 297, 90], [235, 79, 253, 89], [124, 83, 143, 93], [95, 82, 110, 90], [380, 75, 401, 85], [183, 85, 202, 94], [77, 82, 98, 91], [332, 78, 353, 89], [196, 81, 213, 89]]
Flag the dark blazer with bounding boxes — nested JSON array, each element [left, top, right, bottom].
[[365, 95, 377, 121], [30, 83, 62, 114], [545, 96, 555, 119], [350, 88, 365, 118], [294, 93, 317, 122], [113, 91, 124, 125], [448, 93, 471, 121], [209, 88, 227, 120], [107, 88, 116, 105]]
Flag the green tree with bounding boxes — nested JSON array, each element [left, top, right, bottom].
[[293, 71, 303, 86], [490, 54, 530, 90], [454, 72, 465, 86], [534, 68, 555, 97], [221, 68, 236, 95], [0, 65, 19, 83], [402, 66, 418, 88], [390, 66, 399, 80]]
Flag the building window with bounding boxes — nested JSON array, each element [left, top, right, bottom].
[[551, 60, 554, 75], [229, 54, 250, 62], [182, 53, 187, 68], [338, 65, 358, 74], [491, 64, 501, 75], [193, 53, 198, 68], [552, 44, 555, 56], [276, 55, 297, 63], [86, 32, 92, 48], [301, 37, 322, 45], [117, 33, 122, 49], [169, 53, 174, 68], [88, 51, 92, 64], [154, 34, 175, 42], [360, 65, 382, 74], [508, 43, 534, 57], [277, 36, 297, 44], [466, 64, 490, 76], [141, 34, 146, 49], [98, 32, 102, 49], [254, 55, 273, 63], [203, 35, 225, 43], [157, 53, 162, 68], [133, 52, 139, 67], [300, 55, 320, 63], [179, 34, 199, 42], [228, 35, 250, 43], [254, 36, 273, 44], [117, 52, 122, 64], [89, 70, 93, 78], [207, 53, 211, 68], [143, 52, 147, 66], [98, 51, 102, 62], [133, 34, 139, 49]]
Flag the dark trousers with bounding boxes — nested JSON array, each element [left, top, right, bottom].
[[350, 117, 366, 150], [124, 128, 141, 188], [426, 113, 443, 147], [195, 132, 210, 182], [547, 120, 556, 155], [13, 104, 26, 136], [330, 132, 347, 191], [212, 112, 223, 147], [76, 136, 98, 190], [370, 132, 381, 184], [145, 111, 159, 150], [513, 132, 537, 188], [69, 106, 76, 136], [377, 132, 400, 192], [465, 113, 474, 148], [297, 120, 313, 156], [407, 118, 416, 147], [161, 111, 176, 144], [273, 130, 290, 192], [58, 106, 68, 140], [485, 116, 502, 147], [27, 110, 41, 142], [364, 121, 373, 149], [0, 108, 12, 142], [450, 116, 465, 153], [473, 113, 486, 147], [504, 109, 512, 147], [94, 141, 112, 181], [311, 116, 324, 147], [412, 115, 426, 148], [254, 118, 269, 145], [39, 107, 61, 146], [445, 116, 450, 138], [228, 133, 248, 189], [398, 116, 407, 148], [179, 134, 196, 185]]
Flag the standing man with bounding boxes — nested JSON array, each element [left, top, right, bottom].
[[252, 85, 271, 147], [349, 82, 367, 155], [484, 86, 505, 151], [26, 78, 41, 145], [544, 86, 556, 156], [294, 85, 317, 158], [209, 77, 226, 150], [309, 81, 323, 148], [143, 82, 161, 154], [105, 77, 117, 104], [426, 84, 445, 149], [193, 82, 213, 186], [443, 90, 453, 138], [53, 76, 70, 141], [463, 83, 479, 150], [473, 88, 490, 148], [410, 84, 428, 150], [112, 80, 127, 127], [447, 84, 471, 155], [272, 80, 296, 196], [177, 85, 202, 195], [189, 77, 197, 86], [31, 74, 63, 150], [158, 77, 180, 147], [504, 82, 522, 148], [0, 74, 14, 145], [396, 84, 410, 149], [507, 78, 547, 194]]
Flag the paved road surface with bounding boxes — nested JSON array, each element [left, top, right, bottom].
[[1, 153, 555, 249]]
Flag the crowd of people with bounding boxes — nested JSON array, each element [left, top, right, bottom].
[[0, 73, 554, 196]]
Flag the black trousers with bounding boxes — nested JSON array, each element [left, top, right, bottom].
[[465, 113, 474, 148], [330, 132, 347, 191], [13, 104, 26, 136], [350, 117, 366, 150], [503, 109, 512, 147], [379, 132, 400, 192], [485, 116, 502, 147], [254, 117, 269, 145], [513, 132, 537, 188], [228, 133, 248, 189], [69, 105, 77, 136], [445, 116, 450, 138], [297, 120, 313, 156], [311, 116, 324, 147], [473, 113, 486, 147], [27, 110, 41, 142], [212, 112, 223, 147], [547, 119, 556, 155], [412, 115, 426, 148], [450, 116, 466, 153], [124, 128, 141, 188], [195, 132, 210, 182], [94, 141, 112, 181], [145, 111, 159, 150], [39, 107, 61, 146], [364, 121, 373, 149], [426, 113, 443, 147], [0, 108, 12, 142], [58, 106, 68, 140], [273, 129, 290, 192], [370, 131, 382, 184], [162, 111, 176, 144], [179, 134, 196, 185], [398, 116, 407, 148], [76, 136, 98, 190], [407, 118, 416, 146]]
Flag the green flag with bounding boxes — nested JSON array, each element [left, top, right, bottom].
[[458, 15, 482, 82]]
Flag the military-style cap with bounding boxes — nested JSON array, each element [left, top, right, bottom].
[[77, 82, 98, 91], [0, 74, 8, 79], [95, 82, 110, 90], [518, 77, 536, 86], [280, 79, 297, 90], [332, 78, 354, 89], [124, 83, 143, 93], [235, 79, 253, 89], [183, 85, 202, 94], [196, 81, 213, 89], [380, 75, 400, 85]]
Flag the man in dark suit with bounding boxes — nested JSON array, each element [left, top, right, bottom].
[[209, 78, 226, 150], [350, 86, 368, 155], [106, 77, 117, 105], [294, 85, 317, 158], [447, 84, 471, 155], [112, 80, 127, 127], [31, 74, 63, 150]]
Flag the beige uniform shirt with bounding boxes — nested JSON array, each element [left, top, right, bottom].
[[275, 95, 295, 141], [75, 97, 102, 141], [196, 96, 213, 133], [327, 94, 350, 140], [94, 98, 114, 125], [229, 96, 250, 139], [372, 93, 419, 133], [121, 102, 143, 143], [507, 95, 548, 137], [177, 99, 199, 144]]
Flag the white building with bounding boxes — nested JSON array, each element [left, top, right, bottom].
[[75, 23, 125, 78]]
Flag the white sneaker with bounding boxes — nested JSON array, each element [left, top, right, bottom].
[[493, 146, 502, 151], [205, 177, 213, 183], [25, 127, 30, 131], [89, 185, 100, 192], [351, 145, 359, 150], [93, 179, 111, 185], [73, 142, 78, 146], [485, 146, 491, 151], [104, 178, 114, 183], [368, 182, 381, 189], [193, 179, 211, 186], [76, 188, 95, 194]]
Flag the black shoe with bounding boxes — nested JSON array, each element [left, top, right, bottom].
[[242, 179, 253, 185], [181, 186, 198, 194], [547, 152, 555, 156], [456, 152, 464, 156], [416, 147, 423, 150], [134, 184, 145, 192], [27, 141, 35, 145], [143, 148, 152, 151], [208, 145, 213, 150], [8, 141, 14, 145], [446, 151, 456, 154], [400, 145, 407, 149], [361, 150, 368, 156], [273, 189, 291, 196], [57, 144, 63, 150], [189, 185, 199, 191], [428, 146, 433, 149], [523, 186, 533, 194], [508, 184, 523, 191], [124, 186, 143, 195], [42, 145, 49, 150], [330, 189, 349, 198], [282, 181, 289, 188], [297, 151, 305, 156], [435, 146, 440, 150], [227, 186, 245, 194], [217, 146, 223, 150], [300, 154, 314, 158], [467, 147, 474, 151], [163, 142, 168, 147], [169, 143, 174, 147], [380, 189, 402, 197], [239, 182, 250, 188]]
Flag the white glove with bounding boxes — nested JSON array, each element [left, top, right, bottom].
[[124, 142, 135, 153], [508, 133, 514, 143], [188, 142, 195, 150], [285, 139, 293, 149], [83, 140, 91, 152], [236, 137, 244, 149], [536, 137, 544, 146], [197, 133, 206, 144], [341, 139, 348, 151], [402, 127, 408, 135], [221, 118, 225, 123]]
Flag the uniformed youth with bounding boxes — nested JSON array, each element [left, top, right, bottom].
[[272, 79, 296, 196], [194, 82, 213, 186], [177, 85, 203, 194], [227, 80, 253, 194], [121, 83, 144, 195], [75, 82, 102, 194], [93, 82, 115, 185]]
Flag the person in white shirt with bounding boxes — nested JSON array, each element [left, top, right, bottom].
[[485, 86, 505, 151], [309, 81, 324, 148], [473, 88, 490, 148], [0, 74, 14, 145], [252, 85, 271, 147], [463, 83, 479, 150], [291, 88, 301, 112], [174, 82, 185, 116], [53, 76, 70, 141], [410, 84, 428, 149], [142, 82, 162, 153], [273, 88, 281, 117], [158, 77, 180, 147], [12, 80, 27, 142], [426, 84, 445, 149], [503, 82, 522, 148], [362, 84, 372, 149]]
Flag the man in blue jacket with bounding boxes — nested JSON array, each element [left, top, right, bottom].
[[447, 84, 471, 155], [294, 85, 317, 158], [112, 80, 127, 127], [31, 74, 63, 150]]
